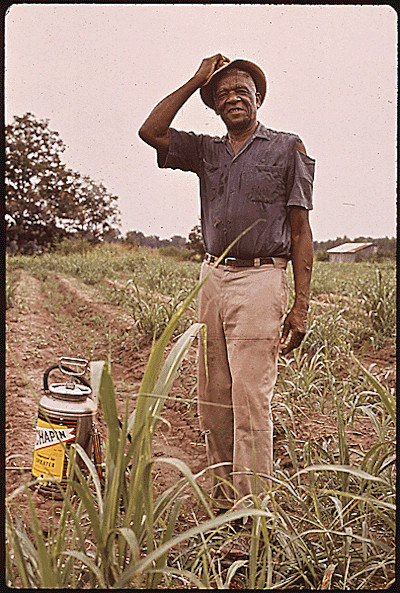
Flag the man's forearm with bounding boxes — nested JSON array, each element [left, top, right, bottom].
[[138, 76, 201, 146], [291, 223, 313, 312], [280, 214, 313, 353], [138, 54, 229, 149]]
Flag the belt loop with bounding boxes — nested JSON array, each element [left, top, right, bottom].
[[272, 257, 287, 269], [254, 257, 261, 267]]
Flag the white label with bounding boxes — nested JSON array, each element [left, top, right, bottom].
[[35, 426, 75, 450]]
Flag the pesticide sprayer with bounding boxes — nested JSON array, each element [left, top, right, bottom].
[[32, 357, 102, 495]]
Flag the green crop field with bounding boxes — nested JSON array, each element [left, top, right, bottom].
[[5, 244, 396, 589]]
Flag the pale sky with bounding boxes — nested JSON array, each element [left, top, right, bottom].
[[5, 3, 397, 241]]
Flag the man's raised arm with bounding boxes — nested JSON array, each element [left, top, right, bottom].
[[138, 54, 229, 154]]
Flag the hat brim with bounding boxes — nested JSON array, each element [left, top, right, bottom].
[[200, 59, 267, 110]]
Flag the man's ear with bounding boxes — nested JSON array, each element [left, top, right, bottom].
[[255, 92, 262, 108]]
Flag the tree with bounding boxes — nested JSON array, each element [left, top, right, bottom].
[[66, 172, 120, 241], [125, 230, 145, 248], [170, 234, 186, 248], [186, 223, 205, 258], [6, 113, 120, 251]]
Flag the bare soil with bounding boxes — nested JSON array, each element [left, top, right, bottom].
[[5, 269, 212, 524], [5, 268, 396, 546]]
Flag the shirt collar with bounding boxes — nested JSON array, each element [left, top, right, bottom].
[[253, 122, 272, 140], [214, 121, 271, 143]]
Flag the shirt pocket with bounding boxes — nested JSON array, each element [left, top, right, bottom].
[[201, 159, 223, 201], [245, 164, 286, 204]]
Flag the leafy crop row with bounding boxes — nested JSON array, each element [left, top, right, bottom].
[[5, 246, 396, 588]]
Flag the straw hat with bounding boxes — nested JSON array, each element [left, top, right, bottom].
[[200, 58, 267, 109]]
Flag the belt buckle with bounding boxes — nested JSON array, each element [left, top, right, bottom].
[[224, 257, 236, 266]]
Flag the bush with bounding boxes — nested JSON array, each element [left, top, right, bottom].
[[375, 247, 396, 261], [314, 249, 329, 262], [53, 237, 94, 255], [158, 246, 192, 260]]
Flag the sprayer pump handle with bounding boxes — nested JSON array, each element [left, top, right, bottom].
[[43, 364, 91, 393]]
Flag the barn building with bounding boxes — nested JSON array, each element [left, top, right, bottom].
[[326, 242, 377, 263]]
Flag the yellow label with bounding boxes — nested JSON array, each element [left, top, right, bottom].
[[32, 418, 75, 481]]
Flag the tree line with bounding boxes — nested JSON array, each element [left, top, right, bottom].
[[125, 228, 395, 261], [124, 230, 187, 250]]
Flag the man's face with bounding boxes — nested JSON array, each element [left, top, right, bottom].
[[213, 69, 261, 131]]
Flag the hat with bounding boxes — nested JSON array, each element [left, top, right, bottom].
[[200, 58, 267, 110]]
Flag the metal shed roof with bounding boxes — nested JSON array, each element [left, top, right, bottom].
[[326, 242, 375, 254]]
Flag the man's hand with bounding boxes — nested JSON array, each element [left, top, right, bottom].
[[193, 54, 230, 88], [280, 305, 308, 356]]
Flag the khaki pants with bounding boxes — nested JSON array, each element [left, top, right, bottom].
[[198, 259, 289, 507]]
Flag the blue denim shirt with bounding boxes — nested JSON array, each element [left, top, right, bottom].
[[158, 122, 315, 259]]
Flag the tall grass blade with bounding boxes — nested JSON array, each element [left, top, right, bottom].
[[23, 484, 61, 588], [99, 362, 121, 463], [295, 464, 389, 484], [62, 550, 106, 587], [150, 322, 206, 426], [149, 498, 185, 589], [6, 508, 36, 588], [72, 443, 103, 515], [351, 353, 395, 424]]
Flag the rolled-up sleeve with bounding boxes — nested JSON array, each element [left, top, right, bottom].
[[157, 128, 202, 174], [286, 138, 315, 210]]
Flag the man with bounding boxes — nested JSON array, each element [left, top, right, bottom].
[[139, 54, 315, 512]]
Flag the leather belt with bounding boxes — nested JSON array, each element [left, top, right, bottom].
[[205, 253, 281, 267]]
